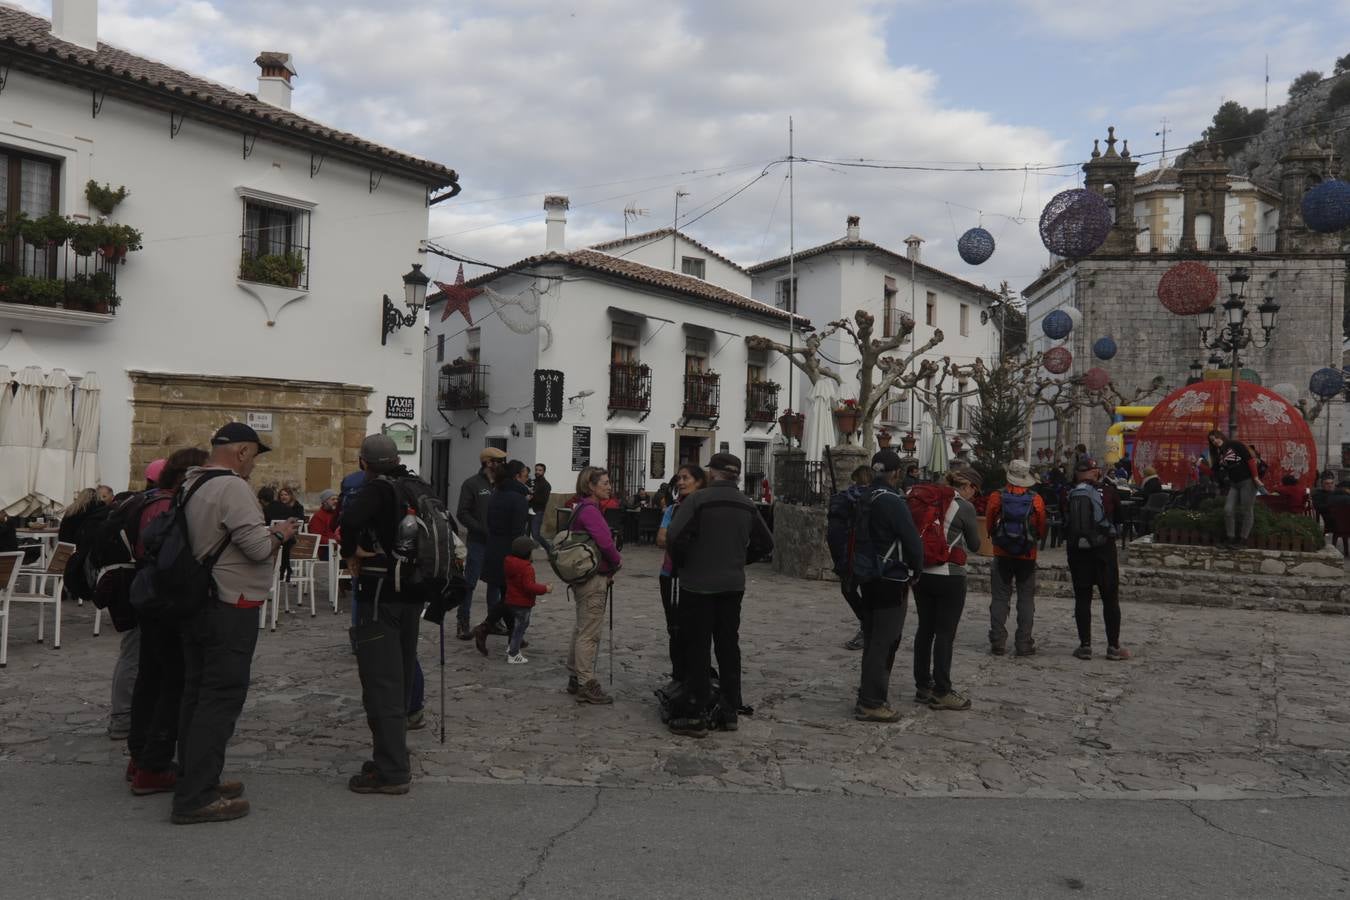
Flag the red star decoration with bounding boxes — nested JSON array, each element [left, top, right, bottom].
[[437, 264, 482, 324]]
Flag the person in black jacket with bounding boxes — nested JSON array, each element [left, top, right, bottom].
[[529, 463, 553, 554], [455, 447, 506, 640], [340, 434, 426, 795], [473, 460, 532, 656]]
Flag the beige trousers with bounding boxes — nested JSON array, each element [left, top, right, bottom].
[[567, 574, 609, 685]]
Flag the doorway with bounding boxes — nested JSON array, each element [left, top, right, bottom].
[[677, 433, 709, 468], [607, 432, 645, 503], [430, 439, 451, 505]]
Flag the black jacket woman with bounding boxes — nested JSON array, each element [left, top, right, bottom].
[[473, 460, 532, 655]]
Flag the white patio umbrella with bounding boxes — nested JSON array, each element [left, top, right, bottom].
[[71, 371, 102, 496], [926, 417, 949, 476], [0, 365, 12, 432], [802, 377, 838, 463], [34, 368, 74, 510], [1, 366, 46, 515]]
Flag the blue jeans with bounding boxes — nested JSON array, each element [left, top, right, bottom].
[[507, 607, 533, 655], [531, 512, 553, 554], [460, 541, 486, 628]]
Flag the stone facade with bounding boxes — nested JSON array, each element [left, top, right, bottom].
[[1128, 536, 1346, 578], [128, 371, 371, 502]]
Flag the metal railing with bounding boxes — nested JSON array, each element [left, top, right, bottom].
[[0, 239, 121, 314], [745, 381, 779, 423], [778, 456, 827, 505], [608, 363, 652, 413], [438, 362, 489, 411], [1137, 231, 1279, 253], [683, 371, 721, 420]]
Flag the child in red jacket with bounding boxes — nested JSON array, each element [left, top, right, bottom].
[[504, 536, 550, 663]]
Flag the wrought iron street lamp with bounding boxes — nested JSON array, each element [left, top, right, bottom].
[[1197, 266, 1280, 439], [381, 263, 430, 346], [1187, 359, 1204, 384]]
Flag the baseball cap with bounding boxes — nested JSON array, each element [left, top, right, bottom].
[[871, 449, 903, 472], [360, 434, 399, 469], [479, 447, 507, 463], [708, 452, 742, 476], [210, 422, 271, 453], [144, 458, 166, 484], [1075, 456, 1101, 472]]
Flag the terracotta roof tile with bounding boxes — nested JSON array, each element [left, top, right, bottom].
[[588, 228, 751, 274], [749, 237, 998, 301], [0, 5, 457, 187]]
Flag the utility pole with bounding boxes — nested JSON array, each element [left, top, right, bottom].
[[787, 116, 796, 413]]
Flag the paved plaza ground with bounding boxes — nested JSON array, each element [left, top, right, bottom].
[[3, 545, 1349, 896]]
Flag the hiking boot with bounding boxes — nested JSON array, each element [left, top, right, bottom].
[[216, 780, 244, 800], [669, 717, 708, 738], [348, 771, 411, 795], [914, 685, 934, 704], [720, 709, 739, 732], [1106, 645, 1133, 661], [1015, 642, 1037, 657], [406, 709, 427, 730], [928, 690, 972, 711], [1073, 645, 1093, 660], [854, 703, 900, 723], [575, 680, 613, 705], [171, 796, 250, 825], [990, 642, 1007, 656], [472, 624, 489, 657], [506, 652, 528, 664], [566, 676, 579, 695], [130, 767, 177, 795], [844, 628, 865, 651], [455, 621, 472, 641]]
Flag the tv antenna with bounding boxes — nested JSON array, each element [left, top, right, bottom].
[[623, 202, 649, 237], [1156, 117, 1170, 167]]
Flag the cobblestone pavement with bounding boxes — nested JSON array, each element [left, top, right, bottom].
[[3, 545, 1349, 800]]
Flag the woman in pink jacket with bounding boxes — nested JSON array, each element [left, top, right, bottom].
[[566, 467, 623, 704]]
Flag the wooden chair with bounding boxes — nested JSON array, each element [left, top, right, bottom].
[[8, 541, 74, 652], [0, 551, 23, 667]]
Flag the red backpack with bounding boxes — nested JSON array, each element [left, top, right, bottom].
[[906, 484, 967, 568]]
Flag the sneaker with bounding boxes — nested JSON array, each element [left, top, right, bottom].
[[171, 796, 250, 825], [347, 771, 411, 795], [854, 703, 900, 723], [456, 622, 472, 641], [928, 690, 972, 711], [1073, 645, 1093, 660], [669, 717, 708, 738], [575, 680, 613, 705], [473, 624, 489, 657], [1106, 645, 1133, 661], [406, 709, 427, 730], [566, 676, 579, 695], [844, 628, 865, 651], [506, 653, 528, 664], [130, 767, 177, 795], [914, 685, 933, 704], [990, 642, 1007, 656], [216, 780, 244, 800]]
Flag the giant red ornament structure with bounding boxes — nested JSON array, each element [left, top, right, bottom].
[[1132, 380, 1318, 490]]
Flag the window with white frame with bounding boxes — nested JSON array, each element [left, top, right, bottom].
[[776, 277, 798, 312], [240, 196, 311, 289], [959, 303, 970, 336], [2, 148, 61, 277], [925, 291, 937, 326], [956, 380, 969, 429], [466, 327, 481, 363], [681, 256, 706, 279]]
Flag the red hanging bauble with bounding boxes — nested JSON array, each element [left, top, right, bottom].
[[1157, 261, 1218, 316], [1042, 346, 1073, 374], [1082, 367, 1111, 391]]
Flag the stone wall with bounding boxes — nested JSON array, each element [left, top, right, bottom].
[[128, 371, 371, 503], [770, 502, 836, 582], [1129, 535, 1346, 579]]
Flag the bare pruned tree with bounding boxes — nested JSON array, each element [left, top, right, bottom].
[[1030, 373, 1165, 464]]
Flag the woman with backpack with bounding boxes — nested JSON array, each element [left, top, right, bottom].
[[565, 467, 623, 705], [656, 465, 705, 688], [912, 468, 983, 711], [473, 460, 532, 656]]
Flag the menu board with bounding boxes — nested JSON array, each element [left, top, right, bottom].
[[650, 442, 666, 480], [571, 426, 591, 471]]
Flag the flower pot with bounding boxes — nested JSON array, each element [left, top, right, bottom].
[[877, 431, 892, 449], [833, 410, 860, 441], [94, 300, 110, 314], [901, 436, 917, 452]]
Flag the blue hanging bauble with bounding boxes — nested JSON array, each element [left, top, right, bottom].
[[1309, 366, 1346, 399], [957, 227, 995, 265], [1042, 309, 1073, 340], [1092, 336, 1117, 361], [1301, 180, 1350, 233]]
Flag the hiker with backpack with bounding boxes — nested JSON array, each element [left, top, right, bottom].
[[665, 453, 772, 737], [1064, 458, 1131, 661], [850, 450, 924, 723], [125, 447, 207, 796], [564, 467, 623, 705], [473, 460, 532, 656], [986, 459, 1048, 657], [455, 447, 507, 640], [656, 464, 706, 687], [910, 468, 983, 711], [172, 423, 296, 824], [825, 464, 872, 651]]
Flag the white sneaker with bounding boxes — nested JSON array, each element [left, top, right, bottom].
[[506, 653, 528, 664]]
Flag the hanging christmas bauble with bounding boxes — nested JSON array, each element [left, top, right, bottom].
[[1156, 261, 1219, 316], [1309, 366, 1346, 399], [1083, 367, 1111, 391], [1039, 188, 1112, 258], [957, 227, 995, 265], [1042, 309, 1073, 340], [1042, 346, 1073, 374], [1301, 179, 1350, 233], [1092, 336, 1117, 360]]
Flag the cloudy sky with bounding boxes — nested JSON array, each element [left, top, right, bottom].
[[18, 0, 1350, 295]]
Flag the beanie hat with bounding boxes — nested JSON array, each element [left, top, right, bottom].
[[510, 536, 535, 559], [144, 458, 167, 485]]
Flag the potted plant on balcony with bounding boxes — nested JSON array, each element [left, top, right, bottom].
[[85, 180, 130, 217], [777, 409, 805, 442], [900, 430, 918, 452], [19, 212, 72, 249], [877, 427, 893, 449], [70, 221, 106, 257], [240, 250, 305, 287], [98, 224, 143, 263], [832, 398, 861, 443]]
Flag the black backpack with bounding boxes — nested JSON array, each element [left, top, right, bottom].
[[129, 470, 234, 620], [372, 474, 462, 604], [1065, 486, 1111, 549]]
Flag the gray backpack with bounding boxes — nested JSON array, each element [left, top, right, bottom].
[[549, 528, 600, 584]]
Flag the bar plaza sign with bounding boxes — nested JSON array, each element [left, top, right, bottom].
[[386, 396, 416, 420]]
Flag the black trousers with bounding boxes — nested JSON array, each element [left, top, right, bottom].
[[841, 578, 864, 624], [174, 601, 259, 815], [128, 615, 184, 773], [675, 590, 743, 718], [659, 574, 684, 682], [912, 573, 967, 696], [352, 581, 421, 785], [857, 580, 908, 708], [481, 595, 517, 634], [1067, 544, 1121, 647]]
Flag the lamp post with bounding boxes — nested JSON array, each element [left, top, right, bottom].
[[381, 263, 430, 346], [1186, 359, 1203, 385], [1198, 266, 1279, 439]]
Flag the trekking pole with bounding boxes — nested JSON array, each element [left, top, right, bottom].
[[824, 444, 838, 495], [438, 617, 446, 744], [608, 580, 614, 687]]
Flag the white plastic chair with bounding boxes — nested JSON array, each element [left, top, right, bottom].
[[328, 540, 351, 614], [0, 551, 23, 667], [7, 541, 73, 653], [281, 533, 321, 619]]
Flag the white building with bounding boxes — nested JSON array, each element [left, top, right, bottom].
[[421, 197, 795, 515], [747, 216, 1003, 463], [0, 2, 457, 505]]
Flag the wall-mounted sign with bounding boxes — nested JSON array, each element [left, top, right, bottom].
[[246, 411, 273, 432], [382, 422, 418, 455], [571, 426, 591, 471], [386, 396, 416, 420], [534, 369, 564, 423], [650, 442, 666, 480]]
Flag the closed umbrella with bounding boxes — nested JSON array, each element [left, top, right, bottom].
[[71, 371, 102, 496], [802, 377, 838, 463], [1, 366, 46, 515], [34, 369, 74, 510], [926, 415, 949, 476]]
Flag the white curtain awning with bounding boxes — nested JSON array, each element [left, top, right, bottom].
[[35, 369, 75, 509]]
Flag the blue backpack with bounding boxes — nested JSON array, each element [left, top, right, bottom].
[[825, 484, 865, 579], [990, 489, 1037, 556], [849, 488, 912, 584]]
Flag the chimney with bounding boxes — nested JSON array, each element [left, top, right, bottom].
[[846, 215, 860, 241], [51, 0, 98, 51], [544, 195, 569, 252], [254, 52, 297, 110], [904, 234, 925, 263]]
